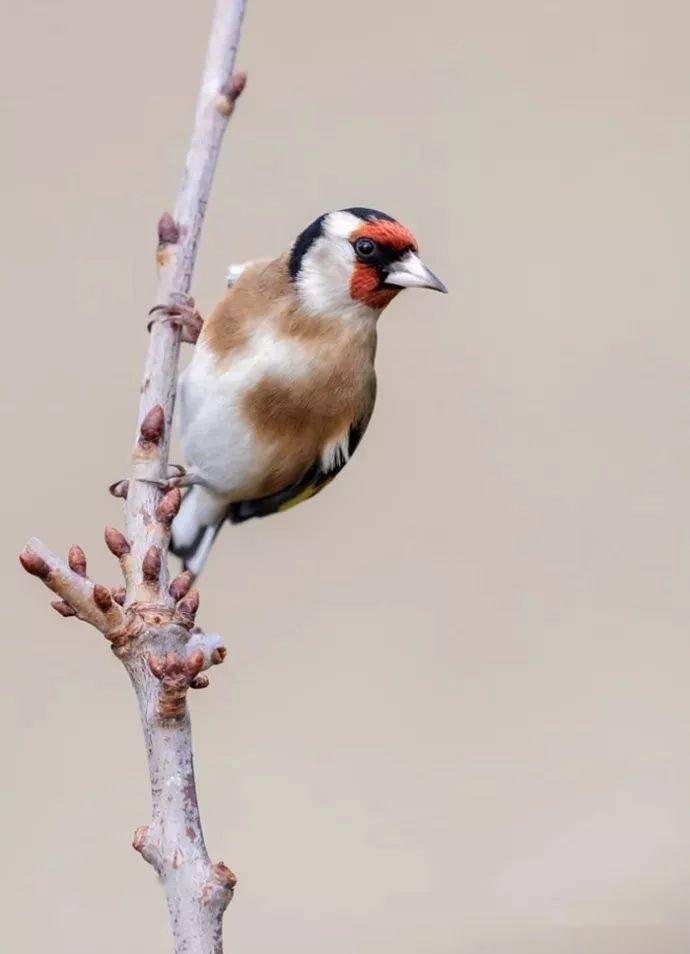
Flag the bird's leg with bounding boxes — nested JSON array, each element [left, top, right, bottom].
[[137, 466, 207, 492], [148, 294, 204, 344], [108, 465, 187, 500]]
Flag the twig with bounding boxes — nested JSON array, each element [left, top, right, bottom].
[[19, 2, 248, 950]]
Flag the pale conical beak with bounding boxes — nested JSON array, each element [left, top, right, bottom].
[[385, 251, 448, 293]]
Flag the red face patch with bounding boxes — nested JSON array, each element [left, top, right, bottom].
[[350, 264, 400, 309], [351, 219, 419, 254], [349, 218, 419, 309]]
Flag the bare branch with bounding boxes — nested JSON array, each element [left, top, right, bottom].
[[123, 0, 248, 606], [20, 538, 127, 636], [20, 3, 247, 950], [118, 2, 247, 948]]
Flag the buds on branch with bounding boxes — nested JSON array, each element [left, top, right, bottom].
[[139, 405, 165, 446], [68, 545, 87, 577], [143, 546, 162, 583], [170, 570, 194, 601], [109, 479, 129, 500], [20, 538, 128, 639], [158, 212, 180, 246], [93, 584, 113, 612], [105, 527, 131, 559], [19, 549, 50, 579], [155, 488, 182, 526], [217, 70, 247, 117], [148, 650, 205, 720], [177, 589, 200, 624]]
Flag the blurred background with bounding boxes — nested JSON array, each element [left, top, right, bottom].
[[2, 1, 689, 951]]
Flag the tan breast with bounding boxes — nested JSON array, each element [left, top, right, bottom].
[[202, 256, 289, 360], [200, 254, 378, 498], [242, 326, 377, 495]]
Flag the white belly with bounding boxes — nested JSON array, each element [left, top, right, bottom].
[[178, 334, 310, 498]]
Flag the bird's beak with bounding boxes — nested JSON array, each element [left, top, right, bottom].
[[385, 251, 448, 293]]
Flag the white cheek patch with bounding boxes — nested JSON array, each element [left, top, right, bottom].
[[294, 209, 384, 319], [296, 233, 355, 315]]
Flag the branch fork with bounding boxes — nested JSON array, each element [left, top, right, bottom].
[[19, 2, 248, 950]]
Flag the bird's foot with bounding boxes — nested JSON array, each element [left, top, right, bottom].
[[138, 466, 205, 492], [148, 294, 203, 344], [108, 465, 187, 499]]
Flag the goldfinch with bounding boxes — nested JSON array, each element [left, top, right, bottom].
[[170, 207, 446, 577]]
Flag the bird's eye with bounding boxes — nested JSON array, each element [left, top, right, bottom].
[[354, 237, 377, 259]]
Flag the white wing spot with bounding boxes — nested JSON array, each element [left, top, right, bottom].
[[321, 434, 350, 473], [226, 262, 249, 287]]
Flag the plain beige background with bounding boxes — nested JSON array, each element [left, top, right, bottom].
[[2, 1, 689, 951]]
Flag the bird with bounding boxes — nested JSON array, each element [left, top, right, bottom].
[[168, 207, 447, 578]]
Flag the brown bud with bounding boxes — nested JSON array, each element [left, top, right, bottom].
[[104, 526, 131, 558], [109, 479, 129, 499], [93, 584, 113, 612], [148, 655, 165, 679], [213, 862, 237, 890], [226, 71, 247, 101], [155, 487, 182, 526], [190, 674, 210, 690], [178, 589, 200, 621], [132, 825, 149, 853], [68, 545, 87, 577], [111, 586, 126, 606], [157, 212, 179, 245], [217, 72, 247, 117], [139, 404, 165, 445], [169, 570, 193, 601], [185, 649, 204, 679], [210, 646, 227, 666], [51, 600, 76, 617], [142, 546, 161, 582], [19, 549, 50, 579]]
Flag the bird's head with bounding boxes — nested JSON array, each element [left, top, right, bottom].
[[288, 207, 447, 317]]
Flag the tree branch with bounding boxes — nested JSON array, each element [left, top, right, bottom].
[[126, 1, 247, 605], [19, 2, 247, 950]]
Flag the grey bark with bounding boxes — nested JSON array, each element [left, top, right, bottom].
[[20, 3, 248, 950]]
